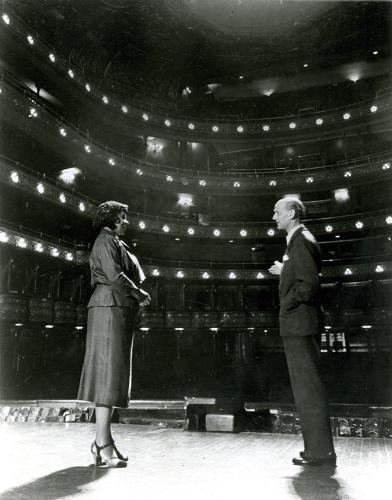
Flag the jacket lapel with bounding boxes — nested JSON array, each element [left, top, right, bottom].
[[286, 226, 304, 253]]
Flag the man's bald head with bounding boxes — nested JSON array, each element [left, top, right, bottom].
[[273, 197, 306, 232]]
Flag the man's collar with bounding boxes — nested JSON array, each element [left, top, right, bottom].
[[286, 224, 305, 245]]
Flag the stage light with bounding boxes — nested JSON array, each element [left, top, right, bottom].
[[316, 118, 323, 126], [335, 235, 340, 239], [256, 272, 264, 279], [239, 75, 244, 79], [17, 238, 27, 248], [187, 227, 195, 235], [0, 231, 9, 243], [267, 229, 275, 236], [65, 252, 74, 261], [306, 177, 314, 183], [84, 83, 91, 92], [68, 69, 74, 78], [165, 119, 171, 126], [29, 108, 38, 118], [344, 268, 352, 275], [102, 95, 109, 104], [152, 269, 160, 276], [344, 170, 352, 177], [262, 125, 270, 132], [212, 125, 219, 132], [2, 14, 10, 24], [188, 123, 195, 129], [166, 175, 173, 182], [325, 225, 333, 232], [142, 113, 149, 121], [210, 327, 218, 332], [185, 86, 192, 94], [121, 105, 128, 113], [370, 105, 378, 113], [36, 182, 45, 194], [233, 181, 240, 188], [75, 326, 84, 330], [108, 158, 115, 166], [59, 127, 67, 136], [59, 193, 66, 203], [84, 144, 91, 153], [14, 323, 23, 327], [240, 229, 247, 237], [237, 125, 244, 133], [136, 169, 143, 175], [34, 242, 44, 253], [289, 122, 296, 129], [361, 325, 372, 330], [176, 270, 184, 278], [334, 188, 349, 201], [10, 171, 19, 183], [355, 221, 364, 229], [49, 53, 56, 62], [202, 272, 210, 279], [51, 248, 60, 257], [303, 63, 308, 68], [372, 50, 378, 55], [79, 202, 85, 212], [162, 225, 170, 232], [213, 229, 221, 237], [229, 272, 237, 279], [27, 35, 34, 45], [386, 216, 392, 225], [138, 221, 146, 230], [375, 265, 385, 273], [199, 179, 206, 186], [269, 180, 277, 186], [382, 162, 390, 170], [263, 89, 274, 97], [343, 112, 351, 120], [45, 324, 54, 329]]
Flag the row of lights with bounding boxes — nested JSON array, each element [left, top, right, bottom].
[[0, 231, 75, 261], [2, 12, 382, 136]]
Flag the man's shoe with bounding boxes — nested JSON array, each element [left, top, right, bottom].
[[292, 452, 336, 466]]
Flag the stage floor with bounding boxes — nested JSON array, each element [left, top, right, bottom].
[[0, 423, 391, 500]]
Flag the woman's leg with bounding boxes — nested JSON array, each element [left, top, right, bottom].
[[95, 405, 115, 459]]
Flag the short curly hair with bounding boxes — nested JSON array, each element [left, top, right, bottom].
[[93, 200, 128, 231]]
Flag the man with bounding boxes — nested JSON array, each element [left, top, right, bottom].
[[269, 197, 336, 466]]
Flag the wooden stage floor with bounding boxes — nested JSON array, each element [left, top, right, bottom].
[[0, 423, 391, 500]]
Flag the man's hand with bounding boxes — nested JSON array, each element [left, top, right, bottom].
[[138, 289, 151, 307], [269, 260, 283, 275]]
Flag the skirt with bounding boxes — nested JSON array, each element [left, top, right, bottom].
[[78, 306, 138, 407]]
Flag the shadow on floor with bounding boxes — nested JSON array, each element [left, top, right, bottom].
[[289, 465, 348, 500], [0, 466, 109, 500]]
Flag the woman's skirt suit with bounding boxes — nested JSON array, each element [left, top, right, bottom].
[[78, 227, 146, 407]]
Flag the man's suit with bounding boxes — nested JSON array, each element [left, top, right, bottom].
[[279, 226, 335, 457]]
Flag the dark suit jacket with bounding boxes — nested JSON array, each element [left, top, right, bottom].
[[279, 226, 322, 337], [87, 228, 145, 308]]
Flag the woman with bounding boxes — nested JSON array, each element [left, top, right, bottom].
[[78, 200, 151, 468]]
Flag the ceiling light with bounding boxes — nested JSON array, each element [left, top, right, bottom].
[[233, 181, 240, 188], [188, 123, 195, 129], [142, 113, 149, 121], [138, 221, 146, 229], [164, 119, 171, 127], [303, 63, 308, 68], [199, 179, 206, 186], [289, 122, 296, 129], [166, 175, 173, 182], [229, 272, 237, 280], [325, 225, 333, 232], [84, 144, 91, 153], [68, 69, 74, 78], [239, 75, 244, 79], [121, 105, 128, 113], [306, 176, 314, 183], [355, 221, 363, 229], [108, 158, 115, 166], [382, 162, 390, 170], [0, 231, 9, 243], [213, 229, 221, 237], [344, 170, 352, 177], [14, 323, 23, 327], [10, 171, 19, 183], [263, 89, 274, 97], [2, 14, 10, 24], [187, 227, 195, 235], [178, 194, 193, 206], [84, 83, 91, 92], [237, 125, 244, 133], [51, 247, 60, 257], [370, 105, 378, 113], [36, 182, 45, 194], [386, 216, 392, 224], [59, 193, 66, 203], [152, 269, 160, 276], [175, 237, 180, 241], [269, 180, 277, 186], [210, 327, 218, 332], [344, 268, 352, 275], [375, 265, 385, 273], [27, 35, 34, 45], [335, 235, 340, 239], [372, 50, 378, 55], [59, 127, 67, 136], [240, 229, 247, 237], [29, 108, 38, 118], [49, 53, 56, 62], [256, 272, 264, 279], [202, 272, 210, 279], [267, 228, 275, 236], [79, 202, 85, 212], [212, 125, 219, 132], [136, 168, 143, 175], [316, 118, 323, 126], [162, 225, 170, 232], [185, 86, 192, 94], [65, 252, 74, 261], [45, 324, 54, 329], [102, 95, 109, 104], [176, 270, 184, 278], [17, 237, 27, 248], [334, 188, 349, 201], [262, 125, 270, 132], [343, 112, 351, 120]]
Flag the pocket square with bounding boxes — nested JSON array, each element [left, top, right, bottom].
[[283, 254, 289, 261]]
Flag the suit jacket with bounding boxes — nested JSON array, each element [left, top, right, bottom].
[[87, 228, 146, 308], [279, 226, 322, 337]]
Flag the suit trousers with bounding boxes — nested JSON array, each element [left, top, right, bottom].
[[282, 335, 335, 457]]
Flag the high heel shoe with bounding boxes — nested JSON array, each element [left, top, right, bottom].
[[109, 439, 128, 462], [91, 441, 127, 468]]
